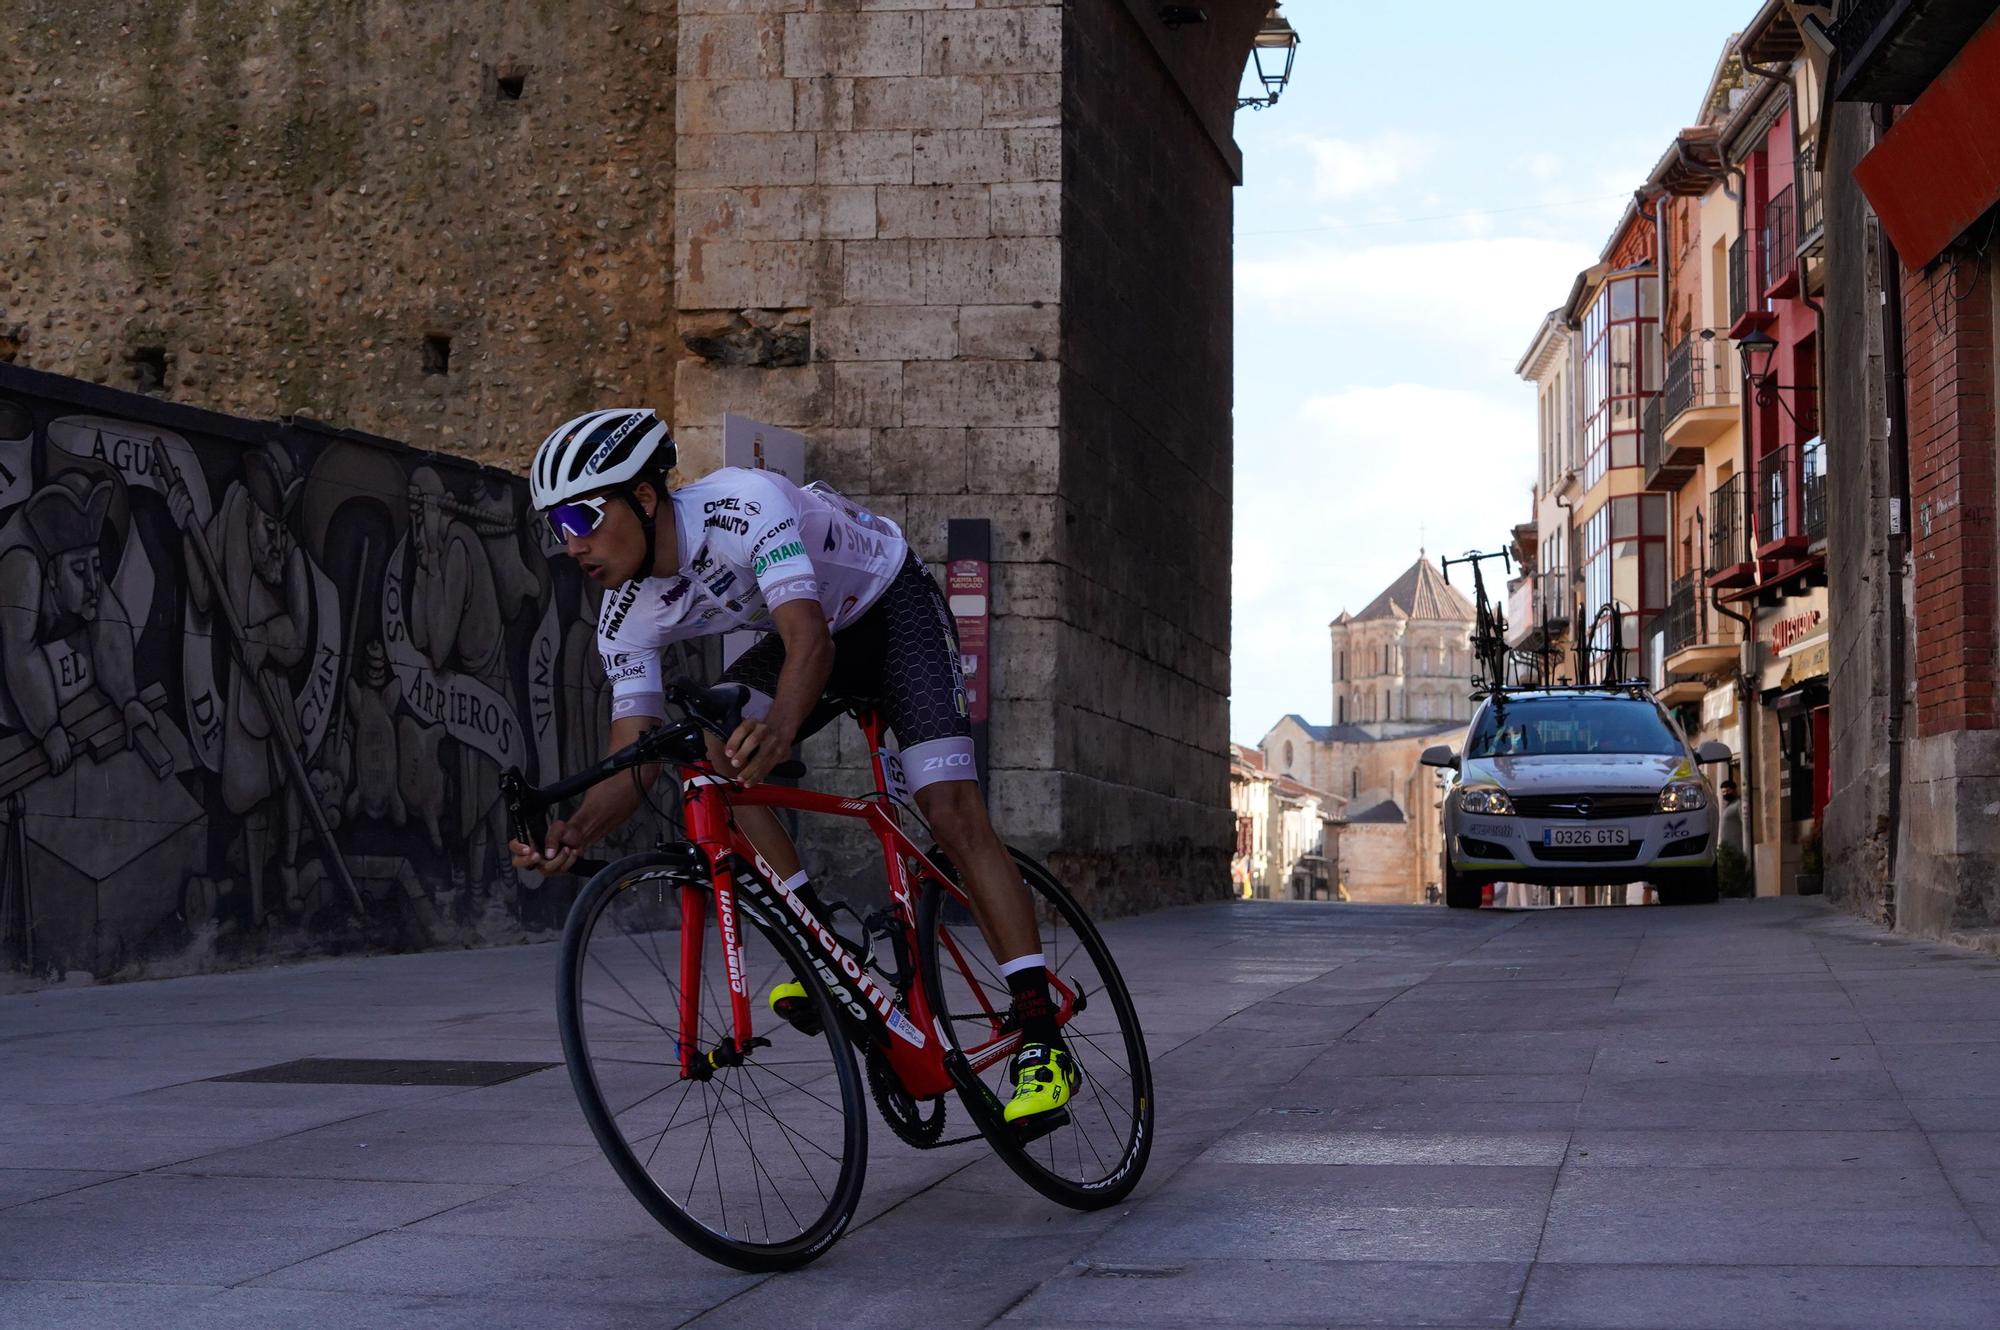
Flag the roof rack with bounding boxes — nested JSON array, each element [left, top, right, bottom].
[[1471, 680, 1656, 702]]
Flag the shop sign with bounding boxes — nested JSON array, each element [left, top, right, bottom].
[[1770, 607, 1824, 652]]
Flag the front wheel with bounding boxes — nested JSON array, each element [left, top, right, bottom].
[[558, 852, 867, 1271], [917, 847, 1153, 1210], [1444, 862, 1481, 909]]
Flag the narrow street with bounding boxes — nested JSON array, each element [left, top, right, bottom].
[[5, 898, 1998, 1329]]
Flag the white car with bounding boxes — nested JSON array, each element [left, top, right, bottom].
[[1423, 687, 1732, 909]]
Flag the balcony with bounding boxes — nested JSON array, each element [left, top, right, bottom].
[[1663, 570, 1737, 677], [1708, 474, 1755, 587], [1537, 571, 1572, 641], [1663, 332, 1737, 447], [1829, 0, 2000, 103], [1763, 187, 1798, 298], [1640, 396, 1683, 489], [1757, 443, 1809, 559], [1803, 436, 1827, 544], [1728, 235, 1747, 326], [1506, 574, 1537, 650], [1796, 159, 1826, 257]]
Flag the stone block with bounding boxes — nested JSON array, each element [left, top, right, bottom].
[[911, 128, 1059, 184], [989, 181, 1059, 236], [803, 186, 880, 241], [840, 239, 925, 304], [871, 427, 970, 494], [989, 697, 1058, 768], [677, 238, 841, 308], [981, 73, 1060, 128], [990, 560, 1067, 620], [876, 185, 992, 240], [968, 426, 1058, 493], [919, 238, 1059, 304], [813, 305, 958, 362], [851, 76, 985, 130], [831, 361, 903, 427], [904, 491, 1064, 562], [900, 360, 1057, 427], [677, 188, 810, 244], [678, 133, 816, 188], [783, 12, 925, 79], [957, 304, 1056, 360], [681, 0, 808, 12], [678, 80, 795, 135], [815, 131, 914, 186], [802, 427, 873, 494], [793, 76, 854, 132], [679, 15, 786, 82], [985, 768, 1063, 845], [675, 360, 832, 428], [988, 615, 1061, 700], [923, 9, 1061, 76]]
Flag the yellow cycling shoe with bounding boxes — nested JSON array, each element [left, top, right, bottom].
[[1002, 1044, 1077, 1124], [768, 980, 822, 1037]]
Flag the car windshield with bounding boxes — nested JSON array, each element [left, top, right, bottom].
[[1465, 698, 1683, 758]]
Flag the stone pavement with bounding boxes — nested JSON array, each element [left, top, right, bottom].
[[4, 897, 2000, 1329]]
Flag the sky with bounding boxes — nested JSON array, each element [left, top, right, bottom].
[[1228, 0, 1756, 744]]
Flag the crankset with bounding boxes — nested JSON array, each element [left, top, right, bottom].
[[865, 1044, 949, 1148]]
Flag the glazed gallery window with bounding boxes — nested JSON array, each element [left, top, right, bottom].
[[1580, 493, 1668, 663], [1578, 270, 1661, 489]]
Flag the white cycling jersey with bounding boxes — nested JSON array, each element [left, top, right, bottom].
[[597, 468, 908, 720]]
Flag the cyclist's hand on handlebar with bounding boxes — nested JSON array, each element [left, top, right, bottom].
[[724, 716, 793, 787], [510, 818, 592, 875]]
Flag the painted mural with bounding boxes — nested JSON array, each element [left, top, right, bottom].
[[0, 367, 706, 982]]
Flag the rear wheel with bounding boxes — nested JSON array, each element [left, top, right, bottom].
[[918, 846, 1153, 1210], [558, 853, 867, 1272]]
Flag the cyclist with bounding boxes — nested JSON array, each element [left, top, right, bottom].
[[507, 408, 1074, 1124]]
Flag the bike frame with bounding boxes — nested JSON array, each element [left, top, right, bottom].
[[671, 708, 1075, 1102]]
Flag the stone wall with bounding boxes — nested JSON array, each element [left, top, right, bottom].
[[2, 0, 678, 468], [1052, 0, 1258, 914], [1821, 102, 1897, 926]]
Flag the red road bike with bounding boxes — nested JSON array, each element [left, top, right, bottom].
[[500, 682, 1153, 1271]]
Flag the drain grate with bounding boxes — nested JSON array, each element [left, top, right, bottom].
[[207, 1058, 557, 1088]]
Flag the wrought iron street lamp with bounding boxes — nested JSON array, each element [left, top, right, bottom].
[[1735, 326, 1794, 418], [1239, 7, 1300, 110]]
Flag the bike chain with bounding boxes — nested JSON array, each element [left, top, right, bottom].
[[864, 1043, 952, 1148]]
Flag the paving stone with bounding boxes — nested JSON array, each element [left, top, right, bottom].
[[1516, 1263, 2000, 1329]]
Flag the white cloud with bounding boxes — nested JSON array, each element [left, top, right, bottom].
[[1236, 233, 1597, 373], [1289, 130, 1438, 202], [1230, 384, 1535, 743]]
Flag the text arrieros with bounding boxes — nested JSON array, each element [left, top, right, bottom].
[[752, 539, 805, 577]]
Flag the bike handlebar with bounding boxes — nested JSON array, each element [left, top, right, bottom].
[[499, 680, 807, 879]]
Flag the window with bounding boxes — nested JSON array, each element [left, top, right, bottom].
[[1577, 271, 1659, 488], [1466, 697, 1681, 758], [1337, 696, 1346, 723], [1580, 494, 1668, 666], [1283, 741, 1294, 770], [1351, 771, 1359, 798]]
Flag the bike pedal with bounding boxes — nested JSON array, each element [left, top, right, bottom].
[[1010, 1108, 1071, 1144]]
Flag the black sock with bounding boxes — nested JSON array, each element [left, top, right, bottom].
[[1006, 966, 1063, 1051]]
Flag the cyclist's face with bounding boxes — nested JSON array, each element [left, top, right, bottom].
[[563, 486, 653, 587]]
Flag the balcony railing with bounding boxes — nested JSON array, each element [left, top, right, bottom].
[[1663, 332, 1736, 423], [1803, 436, 1827, 540], [1537, 570, 1571, 634], [1709, 474, 1749, 574], [1664, 572, 1700, 655], [1763, 188, 1796, 294], [1796, 160, 1825, 252], [1641, 395, 1665, 477], [1758, 443, 1817, 554], [1728, 235, 1747, 325]]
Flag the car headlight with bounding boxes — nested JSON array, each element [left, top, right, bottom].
[[1657, 779, 1708, 812], [1459, 786, 1516, 815]]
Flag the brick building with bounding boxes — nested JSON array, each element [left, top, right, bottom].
[[1821, 0, 2000, 941], [0, 1, 1299, 919]]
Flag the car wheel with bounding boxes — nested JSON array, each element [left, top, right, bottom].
[[1444, 864, 1481, 910], [1658, 869, 1719, 906]]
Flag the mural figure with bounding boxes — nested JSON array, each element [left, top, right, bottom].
[[168, 441, 316, 924], [0, 472, 159, 776], [343, 639, 407, 827]]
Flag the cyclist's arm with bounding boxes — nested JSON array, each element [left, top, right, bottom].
[[510, 714, 662, 875]]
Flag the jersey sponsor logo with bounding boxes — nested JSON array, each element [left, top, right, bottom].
[[599, 581, 641, 641], [704, 571, 737, 598], [690, 544, 715, 575], [703, 496, 759, 517], [705, 513, 750, 536], [749, 518, 796, 556], [826, 523, 888, 561], [922, 751, 974, 774], [601, 653, 647, 684], [659, 579, 692, 612], [752, 539, 805, 577]]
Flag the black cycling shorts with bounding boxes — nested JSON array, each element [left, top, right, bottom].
[[720, 552, 976, 791]]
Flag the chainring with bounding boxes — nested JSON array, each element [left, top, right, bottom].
[[865, 1044, 948, 1148]]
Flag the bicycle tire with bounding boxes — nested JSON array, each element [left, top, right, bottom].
[[558, 851, 867, 1272], [916, 846, 1153, 1210]]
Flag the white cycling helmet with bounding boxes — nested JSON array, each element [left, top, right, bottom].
[[529, 407, 676, 510]]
